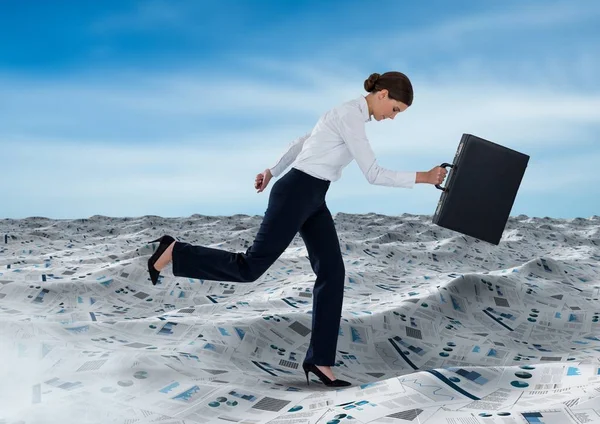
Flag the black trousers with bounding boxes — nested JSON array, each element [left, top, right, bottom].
[[171, 167, 345, 366]]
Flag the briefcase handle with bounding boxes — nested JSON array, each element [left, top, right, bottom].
[[435, 162, 455, 192]]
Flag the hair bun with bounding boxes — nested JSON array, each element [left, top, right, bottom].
[[362, 71, 414, 105], [364, 73, 381, 92]]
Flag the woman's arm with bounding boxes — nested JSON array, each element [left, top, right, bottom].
[[268, 132, 311, 178], [337, 110, 417, 188], [415, 172, 427, 184]]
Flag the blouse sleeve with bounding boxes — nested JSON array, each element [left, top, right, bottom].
[[269, 132, 312, 178], [336, 110, 416, 188]]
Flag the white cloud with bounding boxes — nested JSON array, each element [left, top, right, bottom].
[[2, 68, 599, 147], [2, 61, 599, 219]]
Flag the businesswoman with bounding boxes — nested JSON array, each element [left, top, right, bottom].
[[147, 71, 447, 387]]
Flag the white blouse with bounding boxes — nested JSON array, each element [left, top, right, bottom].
[[269, 95, 416, 189]]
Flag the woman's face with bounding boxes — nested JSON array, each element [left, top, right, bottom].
[[372, 89, 409, 121]]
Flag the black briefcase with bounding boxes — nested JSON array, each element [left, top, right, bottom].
[[432, 134, 529, 245]]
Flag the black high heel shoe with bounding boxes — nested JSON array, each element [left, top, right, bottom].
[[147, 235, 175, 285], [302, 362, 351, 387]]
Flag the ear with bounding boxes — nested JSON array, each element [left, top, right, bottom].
[[379, 89, 389, 99]]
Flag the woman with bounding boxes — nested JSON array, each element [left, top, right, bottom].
[[147, 71, 447, 388]]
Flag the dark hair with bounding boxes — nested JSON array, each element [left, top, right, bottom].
[[364, 71, 413, 106]]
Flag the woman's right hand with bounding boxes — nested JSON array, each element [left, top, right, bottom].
[[425, 166, 448, 185], [255, 169, 273, 193]]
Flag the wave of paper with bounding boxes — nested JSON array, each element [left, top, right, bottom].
[[1, 213, 600, 424]]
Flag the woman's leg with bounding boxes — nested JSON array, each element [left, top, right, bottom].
[[299, 202, 346, 367], [171, 177, 314, 283]]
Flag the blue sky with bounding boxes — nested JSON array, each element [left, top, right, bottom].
[[1, 0, 599, 220]]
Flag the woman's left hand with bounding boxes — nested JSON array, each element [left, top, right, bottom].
[[255, 169, 273, 193]]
